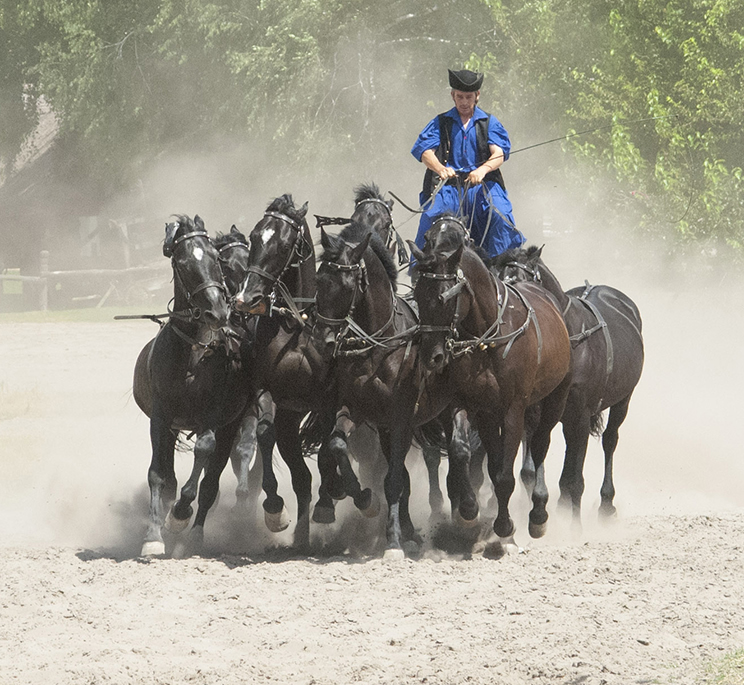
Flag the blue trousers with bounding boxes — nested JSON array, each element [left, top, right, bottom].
[[414, 181, 524, 257]]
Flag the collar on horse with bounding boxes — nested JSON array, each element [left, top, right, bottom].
[[418, 266, 542, 362]]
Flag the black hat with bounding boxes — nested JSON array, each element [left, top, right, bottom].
[[448, 68, 483, 92]]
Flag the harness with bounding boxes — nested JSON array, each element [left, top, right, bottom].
[[422, 113, 506, 200], [316, 258, 418, 358], [418, 265, 541, 362]]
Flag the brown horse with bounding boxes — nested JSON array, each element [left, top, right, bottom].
[[493, 245, 644, 525], [409, 215, 572, 548]]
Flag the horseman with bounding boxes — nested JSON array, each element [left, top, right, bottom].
[[412, 68, 525, 258]]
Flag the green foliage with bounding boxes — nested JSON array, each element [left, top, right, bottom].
[[1, 0, 742, 255], [482, 0, 744, 254]]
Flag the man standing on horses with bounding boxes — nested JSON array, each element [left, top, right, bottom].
[[411, 68, 525, 257]]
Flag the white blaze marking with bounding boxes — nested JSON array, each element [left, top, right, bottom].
[[193, 246, 204, 261], [261, 227, 275, 245]]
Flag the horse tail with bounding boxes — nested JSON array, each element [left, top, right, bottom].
[[413, 419, 448, 454], [590, 410, 605, 439]]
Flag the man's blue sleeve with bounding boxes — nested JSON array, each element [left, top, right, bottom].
[[488, 116, 511, 161], [411, 116, 441, 162]]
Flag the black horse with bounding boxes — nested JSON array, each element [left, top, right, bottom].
[[133, 215, 250, 556], [214, 227, 276, 519], [410, 215, 572, 549], [313, 222, 473, 558], [493, 245, 644, 524], [232, 194, 383, 550]]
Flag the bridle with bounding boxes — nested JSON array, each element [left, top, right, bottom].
[[315, 258, 368, 332], [501, 260, 541, 285], [244, 211, 314, 325], [167, 229, 228, 323]]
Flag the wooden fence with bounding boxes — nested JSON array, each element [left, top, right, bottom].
[[0, 250, 170, 311]]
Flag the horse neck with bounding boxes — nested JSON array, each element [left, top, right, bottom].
[[538, 261, 569, 310], [460, 251, 502, 333], [355, 250, 394, 334], [282, 225, 317, 300]]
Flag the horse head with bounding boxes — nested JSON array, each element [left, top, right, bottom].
[[234, 194, 312, 316], [215, 225, 250, 296], [410, 213, 482, 374], [491, 245, 544, 285], [163, 214, 228, 331], [351, 182, 394, 246], [313, 227, 372, 359]]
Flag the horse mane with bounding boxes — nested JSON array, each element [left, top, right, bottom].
[[323, 222, 398, 291], [265, 194, 306, 225], [171, 214, 197, 230], [353, 182, 384, 204], [214, 229, 248, 248], [489, 244, 540, 271]]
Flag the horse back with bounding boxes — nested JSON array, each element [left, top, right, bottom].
[[566, 284, 644, 406], [511, 282, 571, 405]]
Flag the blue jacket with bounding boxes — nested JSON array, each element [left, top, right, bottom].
[[411, 106, 511, 171]]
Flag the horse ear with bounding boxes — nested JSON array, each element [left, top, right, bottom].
[[534, 244, 544, 260], [320, 226, 333, 251], [387, 197, 394, 211], [298, 201, 309, 219], [350, 232, 372, 264], [230, 225, 239, 234], [194, 215, 205, 232], [408, 241, 426, 265]]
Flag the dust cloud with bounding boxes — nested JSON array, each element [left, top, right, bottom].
[[1, 81, 743, 558]]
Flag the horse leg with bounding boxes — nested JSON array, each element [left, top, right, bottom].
[[255, 396, 289, 532], [142, 409, 177, 557], [446, 408, 479, 526], [312, 410, 345, 524], [326, 409, 380, 518], [167, 429, 215, 535], [422, 443, 445, 520], [177, 421, 240, 557], [559, 407, 592, 531], [274, 407, 313, 552], [519, 404, 540, 494], [526, 385, 568, 539], [483, 406, 523, 551], [599, 395, 631, 519], [230, 406, 259, 514], [381, 421, 416, 560]]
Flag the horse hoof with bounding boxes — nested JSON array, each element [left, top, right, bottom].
[[265, 507, 290, 533], [599, 504, 617, 520], [140, 540, 165, 557], [312, 505, 336, 524], [164, 508, 191, 533], [528, 520, 547, 539], [383, 547, 406, 562], [360, 491, 381, 519], [454, 510, 480, 529], [171, 540, 190, 559], [498, 535, 523, 555]]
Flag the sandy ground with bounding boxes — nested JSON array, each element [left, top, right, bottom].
[[1, 274, 744, 684]]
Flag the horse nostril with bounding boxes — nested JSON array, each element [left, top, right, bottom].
[[431, 351, 445, 369]]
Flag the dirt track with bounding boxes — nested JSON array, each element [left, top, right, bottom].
[[1, 294, 743, 683]]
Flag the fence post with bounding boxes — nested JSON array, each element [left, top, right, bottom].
[[39, 250, 49, 311]]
